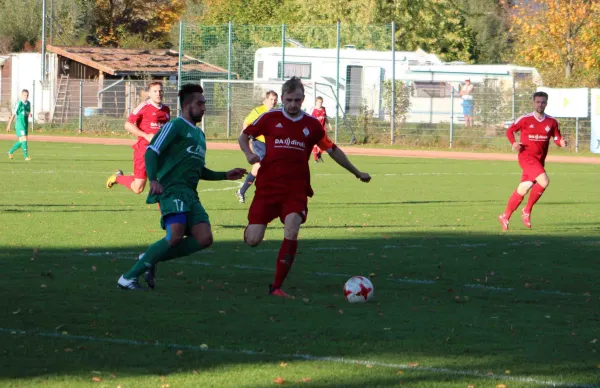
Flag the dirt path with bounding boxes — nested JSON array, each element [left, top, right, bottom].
[[2, 134, 599, 164]]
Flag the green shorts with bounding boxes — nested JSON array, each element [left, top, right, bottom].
[[158, 190, 210, 231], [16, 128, 28, 137]]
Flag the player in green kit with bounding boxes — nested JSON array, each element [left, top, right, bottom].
[[6, 89, 32, 160], [117, 84, 247, 290]]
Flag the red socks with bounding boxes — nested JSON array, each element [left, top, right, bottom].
[[524, 183, 546, 213], [272, 238, 298, 289], [503, 190, 524, 219], [115, 175, 135, 190]]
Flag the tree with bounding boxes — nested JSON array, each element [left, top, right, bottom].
[[89, 0, 185, 47], [455, 0, 512, 63], [509, 0, 600, 85], [0, 0, 42, 51], [377, 0, 478, 62]]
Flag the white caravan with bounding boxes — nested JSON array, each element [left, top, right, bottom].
[[253, 47, 542, 123]]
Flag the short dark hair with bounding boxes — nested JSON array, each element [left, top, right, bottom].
[[265, 90, 278, 99], [147, 81, 163, 91], [178, 83, 204, 108], [21, 89, 29, 94], [533, 91, 548, 100], [282, 76, 304, 96]]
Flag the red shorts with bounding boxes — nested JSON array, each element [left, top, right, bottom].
[[519, 156, 545, 182], [312, 145, 321, 154], [133, 149, 147, 180], [248, 192, 308, 225]]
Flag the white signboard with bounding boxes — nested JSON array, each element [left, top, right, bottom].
[[590, 89, 600, 153], [537, 87, 588, 118]]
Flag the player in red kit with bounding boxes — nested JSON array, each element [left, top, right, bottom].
[[106, 81, 171, 194], [498, 91, 566, 231], [310, 96, 330, 163], [238, 77, 371, 298]]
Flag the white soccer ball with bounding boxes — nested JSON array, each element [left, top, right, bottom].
[[344, 276, 374, 303]]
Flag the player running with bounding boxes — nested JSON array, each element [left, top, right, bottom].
[[498, 91, 566, 231], [6, 89, 32, 161], [238, 77, 371, 298], [117, 84, 246, 290], [236, 90, 278, 203], [310, 96, 331, 163], [106, 81, 171, 194]]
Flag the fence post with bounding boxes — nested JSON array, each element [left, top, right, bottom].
[[335, 21, 340, 144], [78, 80, 83, 134], [450, 89, 454, 148], [512, 77, 516, 123], [177, 20, 183, 117], [31, 81, 35, 132], [575, 117, 579, 153], [127, 81, 131, 116], [281, 24, 286, 81], [227, 21, 233, 139], [391, 21, 396, 145]]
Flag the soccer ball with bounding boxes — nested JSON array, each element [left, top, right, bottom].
[[344, 276, 374, 303]]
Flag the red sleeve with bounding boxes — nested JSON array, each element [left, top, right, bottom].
[[552, 120, 563, 146], [506, 119, 522, 144], [127, 103, 145, 126], [243, 112, 269, 138]]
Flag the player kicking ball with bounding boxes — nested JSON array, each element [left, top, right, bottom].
[[118, 84, 246, 290], [106, 82, 171, 194], [498, 91, 566, 231], [238, 77, 371, 298]]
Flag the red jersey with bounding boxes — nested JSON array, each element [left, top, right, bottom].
[[127, 101, 171, 150], [310, 107, 327, 129], [244, 108, 336, 197], [506, 113, 562, 162]]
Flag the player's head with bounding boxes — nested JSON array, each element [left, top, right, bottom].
[[465, 78, 471, 84], [21, 89, 29, 101], [178, 84, 205, 123], [264, 90, 278, 110], [281, 77, 304, 117], [315, 96, 323, 108], [147, 81, 164, 105], [532, 91, 548, 114]]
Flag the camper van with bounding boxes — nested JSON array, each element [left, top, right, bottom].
[[253, 47, 541, 124]]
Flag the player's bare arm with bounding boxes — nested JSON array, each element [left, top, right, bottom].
[[6, 114, 13, 132], [512, 142, 523, 152], [238, 132, 260, 164], [124, 121, 153, 143], [328, 147, 371, 182]]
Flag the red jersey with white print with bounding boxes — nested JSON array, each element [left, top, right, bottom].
[[243, 108, 336, 197], [506, 113, 562, 162], [127, 101, 171, 150], [310, 107, 327, 129]]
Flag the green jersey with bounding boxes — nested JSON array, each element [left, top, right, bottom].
[[13, 100, 31, 132], [146, 117, 207, 204]]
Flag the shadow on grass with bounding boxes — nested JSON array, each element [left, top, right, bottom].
[[0, 231, 598, 387]]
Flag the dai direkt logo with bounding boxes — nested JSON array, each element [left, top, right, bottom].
[[150, 122, 164, 128], [275, 138, 305, 149], [528, 134, 548, 141]]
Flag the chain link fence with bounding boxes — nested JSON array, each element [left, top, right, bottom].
[[0, 22, 593, 152]]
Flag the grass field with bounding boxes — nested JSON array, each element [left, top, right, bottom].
[[1, 140, 599, 388]]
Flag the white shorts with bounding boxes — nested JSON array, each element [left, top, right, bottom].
[[252, 139, 266, 161]]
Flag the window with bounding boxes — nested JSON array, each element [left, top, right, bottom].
[[412, 81, 452, 98], [257, 61, 264, 79], [277, 62, 311, 79]]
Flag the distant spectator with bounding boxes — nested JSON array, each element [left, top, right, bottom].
[[460, 79, 474, 127]]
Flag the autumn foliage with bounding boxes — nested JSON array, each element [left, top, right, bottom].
[[509, 0, 600, 85]]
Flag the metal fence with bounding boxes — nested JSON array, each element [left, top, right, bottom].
[[0, 22, 593, 152]]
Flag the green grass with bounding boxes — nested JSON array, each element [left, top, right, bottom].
[[1, 140, 599, 387]]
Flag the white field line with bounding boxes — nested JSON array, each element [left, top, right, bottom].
[[58, 248, 592, 297], [0, 328, 595, 388], [2, 182, 242, 195]]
